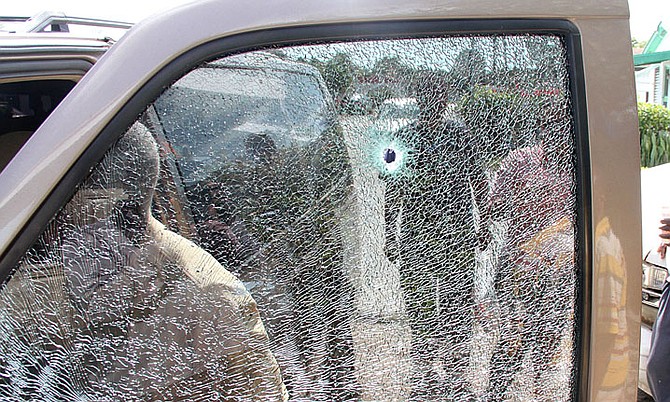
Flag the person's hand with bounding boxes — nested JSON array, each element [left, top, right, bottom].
[[658, 218, 670, 258], [658, 242, 667, 259], [660, 218, 670, 239]]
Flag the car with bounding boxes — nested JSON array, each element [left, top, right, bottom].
[[642, 249, 667, 325], [376, 97, 419, 128], [153, 51, 334, 185], [0, 12, 131, 172], [637, 162, 670, 398], [0, 0, 640, 400], [639, 248, 666, 399]]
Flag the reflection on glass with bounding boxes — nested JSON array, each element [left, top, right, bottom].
[[593, 215, 630, 401], [1, 123, 288, 400], [0, 34, 578, 401], [486, 131, 575, 400]]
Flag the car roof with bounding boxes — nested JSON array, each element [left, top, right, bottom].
[[210, 51, 323, 76], [0, 12, 133, 82], [0, 11, 132, 57], [0, 11, 131, 35], [0, 34, 112, 53], [0, 33, 112, 83]]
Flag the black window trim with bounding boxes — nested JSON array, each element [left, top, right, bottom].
[[0, 18, 591, 400]]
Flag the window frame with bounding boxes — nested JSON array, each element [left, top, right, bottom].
[[0, 18, 591, 400]]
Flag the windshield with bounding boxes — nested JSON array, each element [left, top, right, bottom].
[[155, 63, 329, 184]]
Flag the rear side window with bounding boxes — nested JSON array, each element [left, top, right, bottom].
[[0, 80, 77, 171], [0, 32, 579, 400]]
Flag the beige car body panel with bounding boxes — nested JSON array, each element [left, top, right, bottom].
[[0, 0, 641, 399]]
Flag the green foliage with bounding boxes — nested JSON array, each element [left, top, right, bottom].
[[639, 102, 670, 168], [448, 48, 488, 94], [320, 53, 356, 104], [457, 87, 541, 163], [371, 56, 405, 77], [632, 38, 648, 49]]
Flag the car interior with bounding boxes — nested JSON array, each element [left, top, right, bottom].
[[0, 79, 76, 171]]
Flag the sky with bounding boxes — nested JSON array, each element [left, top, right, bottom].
[[628, 0, 669, 40], [2, 0, 668, 41], [1, 0, 195, 25]]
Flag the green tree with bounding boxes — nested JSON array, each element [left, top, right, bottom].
[[371, 56, 405, 78], [639, 102, 670, 167], [321, 53, 356, 104], [632, 38, 648, 49], [448, 47, 488, 94]]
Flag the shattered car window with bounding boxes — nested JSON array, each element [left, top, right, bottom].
[[0, 35, 577, 401], [0, 123, 287, 400]]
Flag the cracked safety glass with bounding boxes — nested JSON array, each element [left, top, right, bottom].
[[0, 34, 577, 401]]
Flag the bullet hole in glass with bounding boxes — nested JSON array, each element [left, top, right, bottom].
[[383, 148, 397, 164]]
